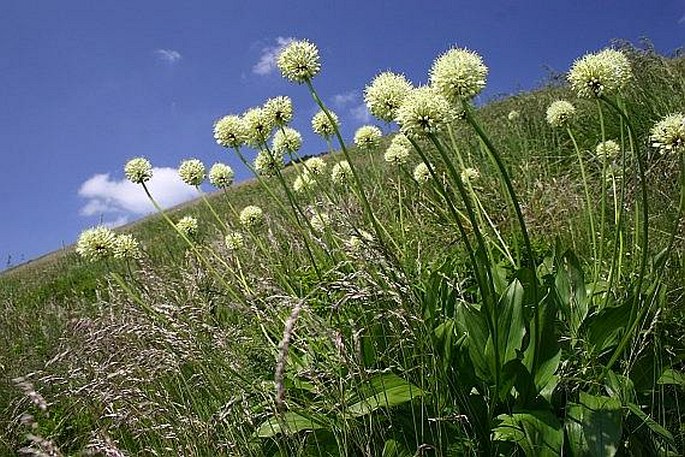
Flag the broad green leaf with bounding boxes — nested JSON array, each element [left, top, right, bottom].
[[382, 439, 412, 457], [626, 402, 674, 443], [457, 301, 492, 381], [345, 373, 423, 418], [657, 368, 685, 387], [496, 279, 526, 366], [523, 292, 561, 401], [256, 411, 326, 438], [554, 250, 589, 338], [494, 410, 563, 456], [584, 303, 631, 356], [565, 392, 622, 457]]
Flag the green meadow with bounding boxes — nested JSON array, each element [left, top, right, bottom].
[[1, 41, 684, 456]]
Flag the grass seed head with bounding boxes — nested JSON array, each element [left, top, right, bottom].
[[304, 157, 327, 175], [293, 172, 315, 193], [384, 134, 411, 165], [263, 96, 294, 127], [243, 107, 274, 147], [254, 149, 285, 177], [175, 215, 199, 240], [331, 160, 352, 185], [413, 162, 432, 183], [224, 232, 245, 251], [595, 140, 621, 160], [113, 233, 141, 260], [568, 48, 632, 98]]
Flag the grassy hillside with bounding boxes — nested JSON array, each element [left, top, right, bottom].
[[1, 42, 684, 455]]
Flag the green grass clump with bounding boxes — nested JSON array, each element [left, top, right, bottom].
[[1, 41, 684, 456]]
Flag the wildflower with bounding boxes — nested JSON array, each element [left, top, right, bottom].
[[264, 96, 294, 127], [384, 134, 411, 165], [429, 47, 488, 103], [214, 115, 247, 149], [293, 173, 315, 193], [240, 205, 264, 227], [76, 226, 117, 262], [124, 157, 153, 184], [312, 109, 339, 139], [650, 113, 685, 154], [354, 125, 383, 152], [310, 213, 331, 232], [277, 39, 321, 83], [243, 107, 274, 147], [304, 157, 327, 176], [331, 160, 352, 185], [208, 163, 235, 189], [175, 216, 199, 240], [178, 159, 206, 186], [413, 162, 432, 183], [224, 232, 244, 251], [113, 233, 141, 260], [364, 72, 413, 122], [568, 48, 632, 98], [254, 149, 284, 177], [545, 100, 576, 128], [507, 110, 520, 122], [396, 86, 452, 139], [460, 167, 480, 183], [272, 127, 303, 154], [595, 140, 621, 160]]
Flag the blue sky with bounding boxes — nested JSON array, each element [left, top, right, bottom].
[[1, 0, 683, 267]]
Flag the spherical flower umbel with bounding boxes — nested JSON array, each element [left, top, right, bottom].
[[413, 162, 432, 184], [113, 233, 141, 260], [76, 226, 117, 262], [304, 157, 327, 176], [429, 47, 488, 103], [124, 157, 153, 184], [224, 232, 244, 251], [331, 160, 352, 185], [175, 216, 199, 240], [507, 110, 520, 122], [208, 163, 235, 189], [354, 125, 383, 152], [178, 159, 206, 186], [214, 115, 247, 149], [595, 140, 621, 160], [293, 173, 315, 193], [272, 127, 303, 154], [395, 86, 452, 139], [546, 100, 576, 128], [243, 107, 275, 147], [650, 113, 685, 154], [239, 205, 264, 227], [310, 213, 331, 233], [277, 39, 321, 84], [384, 134, 411, 166], [568, 48, 632, 98], [254, 149, 284, 177], [364, 72, 413, 122], [311, 110, 339, 139], [264, 96, 294, 127]]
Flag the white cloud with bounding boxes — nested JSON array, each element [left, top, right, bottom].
[[332, 90, 359, 107], [103, 215, 130, 228], [155, 49, 182, 64], [78, 167, 197, 220], [253, 36, 295, 75], [679, 14, 685, 24], [350, 104, 373, 124]]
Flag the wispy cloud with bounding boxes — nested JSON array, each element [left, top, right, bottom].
[[154, 49, 182, 64], [78, 167, 197, 222], [679, 14, 685, 25], [331, 90, 373, 125], [253, 36, 295, 75]]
